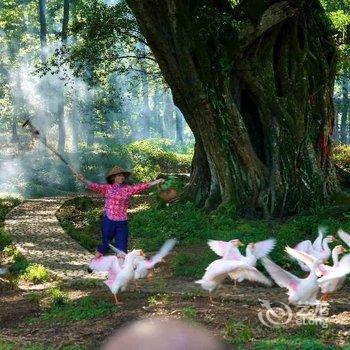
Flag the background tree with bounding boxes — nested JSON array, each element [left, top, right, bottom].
[[322, 0, 350, 142]]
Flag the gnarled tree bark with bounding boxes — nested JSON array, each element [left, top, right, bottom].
[[126, 0, 338, 217]]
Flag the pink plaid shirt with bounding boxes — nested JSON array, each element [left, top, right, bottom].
[[86, 182, 151, 221]]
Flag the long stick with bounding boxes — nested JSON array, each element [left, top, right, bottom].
[[44, 142, 70, 167], [22, 119, 73, 170]]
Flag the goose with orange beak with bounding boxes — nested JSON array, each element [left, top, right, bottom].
[[316, 245, 347, 300], [207, 239, 244, 260], [89, 249, 145, 304], [294, 227, 335, 271], [106, 249, 145, 304], [208, 238, 276, 287]]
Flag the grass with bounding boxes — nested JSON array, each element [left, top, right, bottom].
[[0, 197, 20, 250], [0, 228, 12, 251], [222, 318, 341, 349], [223, 317, 254, 345], [28, 295, 115, 325], [26, 291, 42, 304], [181, 306, 197, 320], [0, 339, 86, 350], [252, 337, 338, 350], [47, 287, 68, 307], [57, 194, 350, 279], [56, 197, 101, 253], [3, 246, 52, 284], [0, 197, 21, 224], [4, 151, 350, 349], [147, 293, 170, 307]]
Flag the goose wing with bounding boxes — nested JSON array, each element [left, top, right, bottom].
[[294, 240, 313, 253], [253, 238, 276, 259], [313, 226, 326, 251], [285, 246, 319, 271], [208, 239, 243, 260], [147, 238, 177, 267], [205, 259, 271, 286], [318, 254, 350, 283], [262, 257, 299, 292]]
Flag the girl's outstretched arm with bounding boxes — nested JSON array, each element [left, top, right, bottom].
[[71, 168, 110, 196], [126, 178, 165, 196], [86, 182, 111, 196]]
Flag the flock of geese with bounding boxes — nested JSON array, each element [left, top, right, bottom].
[[196, 227, 350, 305], [88, 239, 177, 304], [88, 228, 350, 305]]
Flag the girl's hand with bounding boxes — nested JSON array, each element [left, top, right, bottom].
[[75, 172, 87, 183], [150, 178, 166, 186], [68, 165, 86, 183]]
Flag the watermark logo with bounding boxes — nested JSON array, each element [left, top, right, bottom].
[[258, 299, 329, 328], [258, 299, 293, 327]]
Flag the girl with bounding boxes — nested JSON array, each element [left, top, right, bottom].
[[72, 165, 165, 257]]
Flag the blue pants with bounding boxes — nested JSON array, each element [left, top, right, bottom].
[[97, 216, 129, 254]]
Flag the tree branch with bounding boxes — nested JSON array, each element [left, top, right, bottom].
[[238, 1, 298, 48], [116, 27, 148, 46], [116, 54, 158, 63]]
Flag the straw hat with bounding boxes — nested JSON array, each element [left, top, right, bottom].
[[106, 166, 131, 183]]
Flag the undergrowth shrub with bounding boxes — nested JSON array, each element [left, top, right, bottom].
[[22, 264, 50, 283], [0, 228, 12, 250], [48, 287, 68, 307]]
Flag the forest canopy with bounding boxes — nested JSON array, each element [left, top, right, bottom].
[[0, 0, 349, 217]]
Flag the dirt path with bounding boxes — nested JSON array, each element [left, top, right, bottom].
[[4, 196, 101, 281]]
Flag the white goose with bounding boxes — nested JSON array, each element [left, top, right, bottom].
[[209, 238, 275, 265], [89, 254, 122, 272], [316, 245, 347, 298], [108, 240, 177, 281], [207, 239, 243, 260], [338, 229, 350, 248], [133, 239, 177, 280], [209, 238, 275, 286], [294, 227, 334, 271], [262, 247, 321, 305], [195, 258, 272, 303], [89, 249, 144, 304], [317, 252, 350, 287]]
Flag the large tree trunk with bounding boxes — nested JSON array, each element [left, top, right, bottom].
[[127, 0, 338, 217]]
